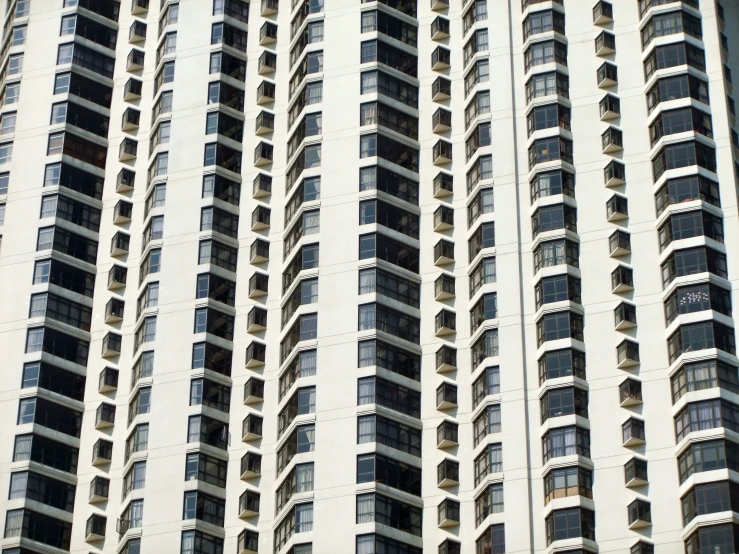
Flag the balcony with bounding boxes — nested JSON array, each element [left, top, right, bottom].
[[436, 345, 457, 373], [261, 0, 278, 16], [436, 381, 458, 410], [624, 457, 648, 488], [620, 378, 643, 407], [111, 231, 130, 257], [258, 51, 277, 75], [432, 47, 451, 71], [431, 0, 449, 11], [114, 199, 133, 224], [599, 94, 620, 121], [256, 111, 275, 135], [108, 265, 128, 290], [241, 451, 262, 480], [433, 140, 453, 165], [89, 476, 110, 503], [95, 402, 116, 429], [431, 17, 450, 40], [435, 309, 456, 336], [260, 21, 278, 45], [604, 160, 625, 187], [628, 499, 651, 529], [257, 81, 276, 105], [98, 367, 119, 393], [119, 138, 138, 161], [595, 31, 616, 57], [85, 514, 106, 542], [248, 273, 269, 299], [251, 205, 271, 231], [238, 529, 259, 554], [617, 339, 640, 369], [437, 458, 459, 487], [606, 194, 628, 222], [122, 108, 141, 131], [254, 142, 274, 166], [92, 438, 113, 466], [614, 302, 637, 331], [242, 414, 264, 441], [602, 127, 623, 154], [247, 307, 268, 333], [132, 0, 149, 15], [433, 172, 453, 198], [101, 332, 122, 358], [253, 173, 272, 199], [124, 78, 143, 101], [593, 1, 613, 25], [437, 419, 458, 448], [246, 341, 266, 368], [609, 230, 630, 257], [597, 62, 618, 88], [433, 108, 452, 134], [432, 77, 451, 101], [238, 490, 261, 518], [439, 540, 461, 554], [434, 239, 454, 265], [623, 417, 646, 447], [127, 49, 145, 72], [435, 273, 455, 300], [250, 238, 270, 263], [244, 377, 265, 404], [117, 168, 136, 192], [611, 265, 633, 293], [129, 20, 147, 43], [105, 298, 125, 323], [438, 498, 460, 528], [434, 205, 454, 231]]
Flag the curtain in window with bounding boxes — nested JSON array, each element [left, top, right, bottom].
[[488, 405, 501, 433], [303, 212, 320, 235], [489, 444, 502, 471], [9, 472, 27, 499], [130, 501, 144, 527], [361, 42, 377, 63], [296, 504, 313, 532], [151, 216, 164, 236], [4, 509, 23, 536], [144, 318, 157, 341], [201, 208, 213, 230], [13, 436, 31, 461], [491, 485, 504, 512], [358, 341, 375, 367], [37, 228, 54, 250], [307, 83, 322, 104], [487, 367, 500, 393], [294, 545, 312, 554], [356, 494, 375, 524], [481, 189, 494, 213], [188, 417, 201, 442], [296, 463, 314, 492], [299, 350, 317, 377], [563, 429, 576, 455], [360, 135, 377, 158], [550, 430, 564, 457], [361, 103, 378, 126], [361, 72, 378, 94], [29, 295, 47, 318], [358, 378, 375, 405], [358, 415, 375, 443], [485, 330, 498, 357], [359, 305, 376, 331], [480, 155, 492, 179], [356, 535, 375, 554], [180, 531, 195, 554], [359, 168, 377, 191], [359, 269, 376, 295]]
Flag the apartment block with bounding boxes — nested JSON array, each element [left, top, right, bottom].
[[0, 0, 738, 553]]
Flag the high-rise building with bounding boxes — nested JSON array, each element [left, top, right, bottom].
[[0, 0, 738, 553]]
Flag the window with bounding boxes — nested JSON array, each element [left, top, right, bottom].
[[3, 83, 20, 105], [473, 404, 501, 447], [187, 415, 228, 450], [274, 503, 313, 552], [534, 239, 579, 272], [475, 484, 504, 525], [359, 165, 418, 205], [540, 387, 588, 422], [471, 329, 499, 370], [356, 535, 422, 554], [658, 210, 724, 252], [544, 466, 592, 504], [127, 387, 151, 425], [524, 40, 567, 72], [185, 452, 227, 489], [0, 141, 12, 164], [526, 71, 569, 102], [360, 70, 418, 109], [358, 414, 421, 457], [356, 493, 422, 536], [360, 133, 418, 172], [358, 376, 420, 418], [644, 42, 705, 81], [468, 222, 495, 260], [528, 137, 573, 169], [122, 462, 146, 498], [661, 246, 727, 288], [685, 524, 739, 554], [675, 399, 739, 442], [545, 508, 596, 545], [359, 233, 419, 273], [542, 426, 590, 462], [671, 359, 739, 404], [356, 453, 421, 496], [464, 59, 489, 97], [360, 40, 416, 77], [523, 9, 565, 40], [469, 256, 496, 298], [472, 366, 500, 409], [537, 311, 584, 346], [280, 313, 318, 362], [679, 439, 739, 484], [276, 424, 315, 474], [473, 443, 503, 486], [358, 302, 420, 344], [667, 321, 736, 364], [361, 10, 417, 47], [527, 103, 570, 136], [642, 10, 702, 49], [682, 481, 739, 526], [358, 339, 420, 381], [198, 239, 237, 272], [8, 54, 23, 75], [192, 341, 232, 376], [180, 530, 223, 554]]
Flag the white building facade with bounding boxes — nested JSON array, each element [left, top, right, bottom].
[[0, 0, 738, 553]]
